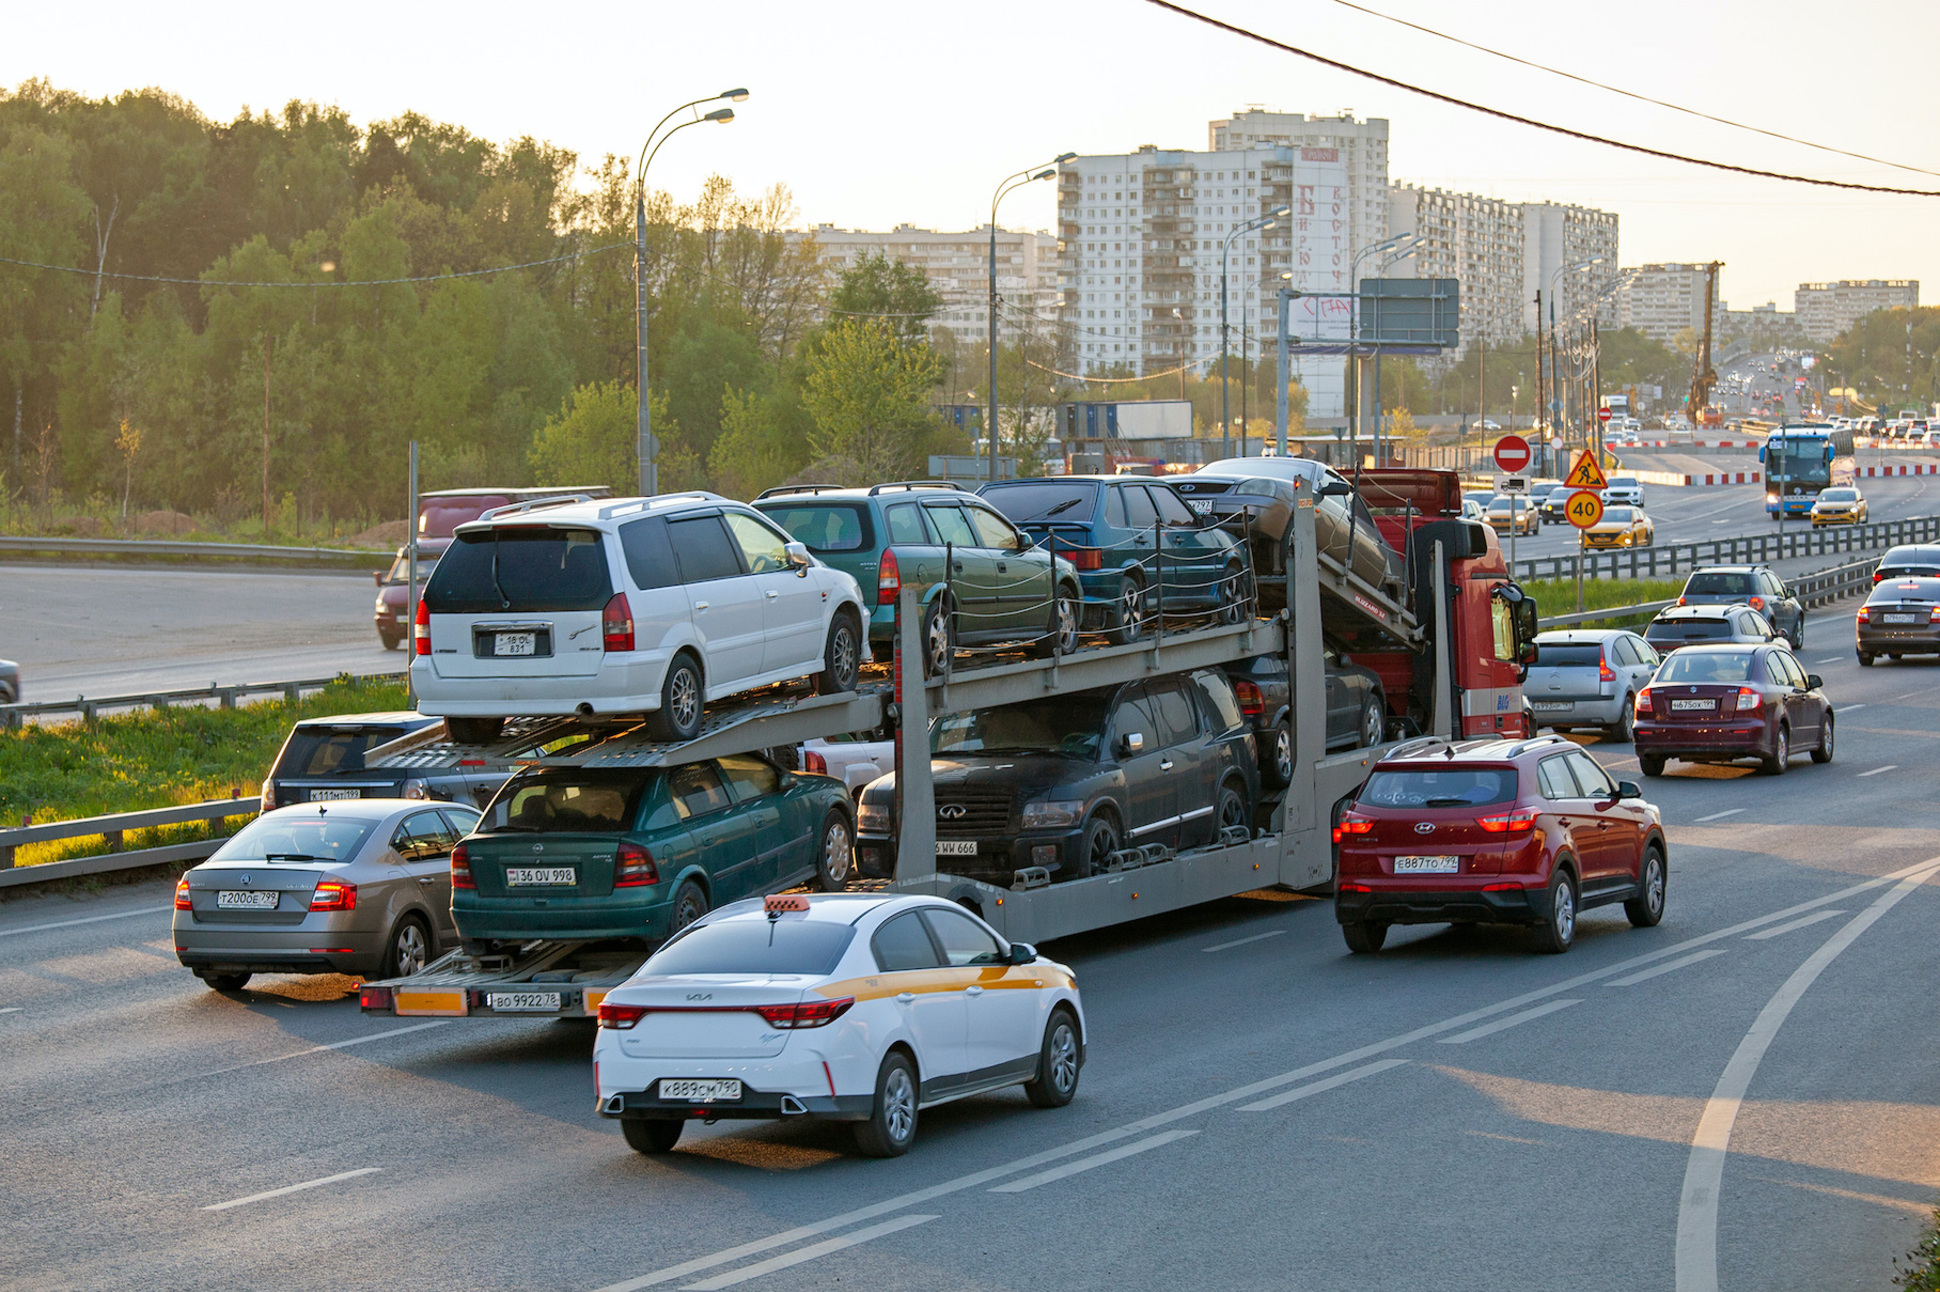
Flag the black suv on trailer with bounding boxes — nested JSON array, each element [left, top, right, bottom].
[[260, 713, 514, 813]]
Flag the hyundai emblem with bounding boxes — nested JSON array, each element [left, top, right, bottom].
[[1415, 822, 1435, 834]]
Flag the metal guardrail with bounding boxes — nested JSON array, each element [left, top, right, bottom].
[[1535, 554, 1880, 629], [1512, 514, 1940, 583], [1, 670, 407, 727], [0, 796, 259, 882], [0, 535, 388, 566]]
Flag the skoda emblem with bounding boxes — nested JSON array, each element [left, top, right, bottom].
[[1414, 822, 1435, 834], [938, 804, 967, 820], [532, 843, 544, 854], [1689, 686, 1698, 693], [241, 875, 251, 885]]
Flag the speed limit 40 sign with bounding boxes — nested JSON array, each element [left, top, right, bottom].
[[1566, 489, 1605, 529]]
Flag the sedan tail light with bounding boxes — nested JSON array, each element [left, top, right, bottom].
[[451, 843, 473, 890], [413, 597, 431, 656], [598, 1002, 650, 1030], [1064, 547, 1104, 571], [1635, 688, 1653, 719], [877, 548, 901, 606], [1857, 606, 1871, 623], [1929, 606, 1940, 624], [754, 997, 855, 1029], [614, 842, 659, 888], [1233, 679, 1265, 718], [309, 879, 357, 911], [1735, 686, 1761, 712], [1332, 811, 1376, 843], [174, 875, 192, 911], [803, 749, 828, 775], [602, 592, 635, 652], [1477, 809, 1539, 833]]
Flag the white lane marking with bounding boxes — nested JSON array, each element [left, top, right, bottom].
[[198, 1021, 453, 1078], [1857, 765, 1897, 778], [1237, 1059, 1409, 1112], [1675, 861, 1940, 1292], [1694, 809, 1745, 823], [1606, 949, 1728, 987], [1842, 703, 1867, 712], [1892, 691, 1923, 701], [680, 1215, 939, 1291], [1813, 657, 1842, 664], [988, 1131, 1199, 1194], [0, 905, 172, 939], [1202, 929, 1287, 953], [202, 1167, 380, 1212], [1437, 999, 1580, 1044], [1743, 909, 1846, 941], [584, 857, 1940, 1292], [0, 1007, 21, 1014]]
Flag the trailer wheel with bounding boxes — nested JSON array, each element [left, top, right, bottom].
[[669, 879, 709, 933], [815, 809, 853, 891], [621, 1119, 684, 1155]]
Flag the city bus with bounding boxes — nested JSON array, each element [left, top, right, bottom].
[[1761, 423, 1856, 518]]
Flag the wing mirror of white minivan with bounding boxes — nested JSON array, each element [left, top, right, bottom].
[[783, 541, 813, 574]]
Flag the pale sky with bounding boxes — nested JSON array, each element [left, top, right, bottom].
[[7, 0, 1936, 309]]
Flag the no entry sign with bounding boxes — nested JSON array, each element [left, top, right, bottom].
[[1597, 407, 1613, 424], [1493, 434, 1531, 474]]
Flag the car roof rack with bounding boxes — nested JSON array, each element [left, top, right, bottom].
[[1385, 736, 1454, 761], [472, 494, 600, 523], [755, 484, 848, 500], [1504, 733, 1571, 758], [868, 481, 967, 495]]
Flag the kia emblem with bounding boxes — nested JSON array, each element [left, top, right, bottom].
[[1415, 822, 1435, 834], [938, 804, 967, 820]]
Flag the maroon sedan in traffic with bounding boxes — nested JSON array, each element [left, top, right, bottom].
[[1633, 643, 1833, 777]]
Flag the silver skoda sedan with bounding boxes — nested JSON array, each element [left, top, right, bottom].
[[173, 799, 476, 992]]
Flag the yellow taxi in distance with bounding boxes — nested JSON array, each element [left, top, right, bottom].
[[1809, 486, 1868, 526], [1485, 495, 1541, 536], [1581, 505, 1655, 549]]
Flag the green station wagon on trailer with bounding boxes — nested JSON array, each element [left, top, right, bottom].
[[452, 755, 856, 948]]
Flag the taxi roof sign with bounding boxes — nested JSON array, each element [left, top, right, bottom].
[[764, 893, 812, 915], [1563, 449, 1609, 491]]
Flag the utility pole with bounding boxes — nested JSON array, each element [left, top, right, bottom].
[[262, 338, 272, 538], [1534, 292, 1546, 463]]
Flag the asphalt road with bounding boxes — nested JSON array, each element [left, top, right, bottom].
[[4, 596, 1936, 1290]]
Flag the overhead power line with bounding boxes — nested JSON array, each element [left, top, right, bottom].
[[1325, 0, 1940, 180], [1144, 0, 1940, 198], [0, 242, 629, 288]]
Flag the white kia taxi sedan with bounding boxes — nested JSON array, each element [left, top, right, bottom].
[[593, 892, 1084, 1157]]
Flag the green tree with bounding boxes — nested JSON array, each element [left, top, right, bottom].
[[824, 251, 942, 348], [709, 386, 806, 499], [802, 320, 940, 480], [528, 380, 677, 493]]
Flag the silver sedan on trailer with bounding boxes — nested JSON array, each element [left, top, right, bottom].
[[172, 799, 477, 992]]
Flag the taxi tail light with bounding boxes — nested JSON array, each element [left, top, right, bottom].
[[1332, 811, 1376, 843], [174, 875, 192, 910], [309, 879, 357, 912], [755, 997, 854, 1029], [614, 842, 659, 888], [413, 597, 431, 656], [877, 548, 901, 606], [598, 1002, 650, 1030], [1233, 679, 1265, 718], [1598, 655, 1616, 683], [1735, 686, 1761, 712], [450, 843, 474, 890], [1065, 546, 1104, 571], [803, 750, 828, 775], [1477, 809, 1539, 834], [602, 592, 635, 653]]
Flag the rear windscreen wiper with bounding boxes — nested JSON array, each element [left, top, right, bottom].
[[262, 853, 325, 862], [491, 533, 511, 610]]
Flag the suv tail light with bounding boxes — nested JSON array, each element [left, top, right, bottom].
[[1598, 654, 1616, 683], [1065, 547, 1103, 571], [1233, 679, 1265, 718], [803, 750, 828, 775], [1477, 809, 1539, 833], [451, 843, 473, 890], [174, 875, 192, 910], [614, 842, 659, 888], [598, 1002, 649, 1030], [754, 997, 855, 1029], [309, 879, 357, 911], [1332, 811, 1375, 843], [1735, 686, 1761, 712], [413, 598, 431, 656], [878, 548, 901, 606], [602, 592, 635, 652]]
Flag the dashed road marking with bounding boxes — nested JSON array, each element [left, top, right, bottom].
[[1202, 930, 1287, 953], [1857, 765, 1898, 778], [1606, 949, 1728, 987], [1694, 809, 1745, 823], [1238, 1059, 1409, 1112], [1743, 910, 1846, 940], [203, 1167, 380, 1212], [0, 905, 171, 939], [1437, 1000, 1580, 1044], [989, 1132, 1198, 1194], [680, 1215, 939, 1291]]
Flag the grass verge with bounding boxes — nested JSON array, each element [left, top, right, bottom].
[[1898, 1208, 1940, 1290], [1, 675, 411, 868], [1524, 577, 1685, 629]]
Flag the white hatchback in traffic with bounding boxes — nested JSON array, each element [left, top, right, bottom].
[[594, 893, 1085, 1157], [411, 494, 870, 743]]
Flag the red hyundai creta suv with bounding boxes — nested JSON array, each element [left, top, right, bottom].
[[1333, 735, 1667, 955]]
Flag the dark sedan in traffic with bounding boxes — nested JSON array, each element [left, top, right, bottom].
[[854, 670, 1259, 885], [1856, 577, 1940, 665], [1643, 604, 1778, 655], [1632, 643, 1833, 776]]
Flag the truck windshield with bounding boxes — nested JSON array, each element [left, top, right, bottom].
[[275, 727, 413, 776], [211, 815, 375, 862], [1359, 768, 1516, 808], [980, 482, 1097, 523], [644, 919, 857, 976], [484, 771, 649, 833], [931, 693, 1113, 759], [424, 527, 613, 614]]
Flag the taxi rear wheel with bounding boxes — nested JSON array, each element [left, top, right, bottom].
[[853, 1051, 918, 1158], [621, 1119, 684, 1155], [1024, 1008, 1082, 1108]]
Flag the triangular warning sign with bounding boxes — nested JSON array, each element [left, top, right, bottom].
[[1564, 449, 1608, 490]]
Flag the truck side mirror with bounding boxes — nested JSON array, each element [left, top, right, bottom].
[[1120, 731, 1145, 757]]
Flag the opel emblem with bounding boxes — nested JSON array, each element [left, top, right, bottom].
[[1415, 822, 1435, 834], [938, 804, 967, 820], [532, 843, 544, 853]]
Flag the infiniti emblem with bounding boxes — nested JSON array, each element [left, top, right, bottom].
[[938, 804, 967, 820], [1415, 822, 1435, 834]]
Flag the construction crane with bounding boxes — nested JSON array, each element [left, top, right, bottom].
[[1689, 260, 1724, 428]]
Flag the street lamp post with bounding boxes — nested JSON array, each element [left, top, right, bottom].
[[1546, 256, 1604, 461], [988, 153, 1075, 484], [635, 88, 746, 496], [1221, 207, 1290, 459]]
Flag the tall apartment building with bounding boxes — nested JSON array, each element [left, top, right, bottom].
[[1599, 263, 1715, 343], [1384, 184, 1525, 356], [797, 224, 1060, 347], [1522, 202, 1621, 334], [1208, 110, 1389, 268], [1058, 142, 1358, 418], [1794, 279, 1919, 343]]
